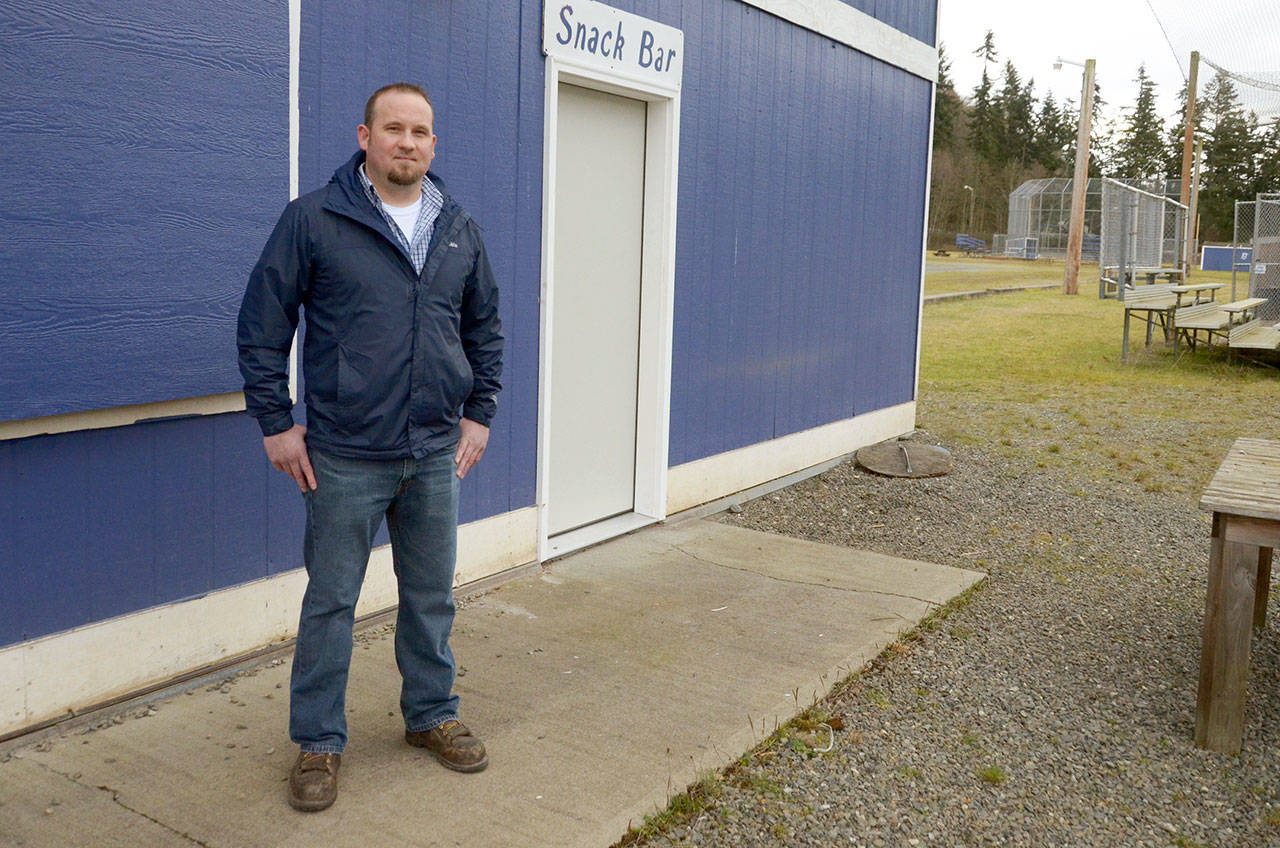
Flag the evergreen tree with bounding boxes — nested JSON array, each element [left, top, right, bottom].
[[973, 30, 997, 66], [996, 62, 1037, 170], [1258, 121, 1280, 195], [1200, 71, 1262, 241], [1034, 93, 1076, 172], [933, 44, 965, 151], [968, 32, 1001, 162], [1112, 66, 1166, 181]]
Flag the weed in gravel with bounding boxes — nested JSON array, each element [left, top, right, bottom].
[[614, 772, 723, 846], [732, 771, 782, 797], [978, 765, 1008, 785]]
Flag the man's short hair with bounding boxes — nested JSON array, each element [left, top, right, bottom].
[[364, 83, 434, 127]]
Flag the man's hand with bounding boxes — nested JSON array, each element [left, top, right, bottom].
[[454, 418, 489, 480], [264, 424, 316, 491]]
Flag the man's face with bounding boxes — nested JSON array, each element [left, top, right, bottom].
[[357, 91, 436, 188]]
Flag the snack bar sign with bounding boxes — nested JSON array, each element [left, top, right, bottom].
[[543, 0, 683, 89]]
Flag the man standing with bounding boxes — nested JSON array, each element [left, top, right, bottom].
[[237, 83, 502, 812]]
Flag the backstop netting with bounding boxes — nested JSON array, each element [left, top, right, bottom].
[[1145, 2, 1280, 123]]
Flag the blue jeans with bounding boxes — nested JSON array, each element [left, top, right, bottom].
[[290, 447, 461, 754]]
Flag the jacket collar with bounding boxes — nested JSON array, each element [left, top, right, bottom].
[[321, 151, 469, 276], [322, 151, 463, 232]]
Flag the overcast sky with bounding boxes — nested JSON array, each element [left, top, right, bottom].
[[937, 0, 1191, 125]]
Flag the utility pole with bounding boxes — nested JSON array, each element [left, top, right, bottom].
[[1062, 58, 1095, 295], [1180, 50, 1200, 275], [1188, 134, 1203, 279]]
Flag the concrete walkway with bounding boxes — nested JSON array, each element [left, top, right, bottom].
[[0, 518, 982, 848]]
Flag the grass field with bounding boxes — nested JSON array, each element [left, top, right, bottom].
[[923, 255, 1251, 299], [918, 256, 1280, 500]]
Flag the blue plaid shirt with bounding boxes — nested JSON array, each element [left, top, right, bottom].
[[358, 164, 444, 274]]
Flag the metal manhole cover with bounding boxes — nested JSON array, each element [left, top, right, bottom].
[[856, 441, 952, 478]]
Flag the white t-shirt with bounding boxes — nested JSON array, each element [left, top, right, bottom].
[[384, 195, 422, 243]]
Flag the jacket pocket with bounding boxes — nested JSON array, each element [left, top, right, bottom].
[[445, 345, 474, 413], [336, 344, 374, 411]]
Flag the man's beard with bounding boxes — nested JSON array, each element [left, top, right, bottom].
[[387, 162, 424, 186]]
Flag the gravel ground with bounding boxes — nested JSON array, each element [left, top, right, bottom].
[[629, 412, 1280, 848]]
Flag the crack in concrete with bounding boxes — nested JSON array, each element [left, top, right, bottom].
[[671, 543, 944, 608], [21, 754, 212, 847]]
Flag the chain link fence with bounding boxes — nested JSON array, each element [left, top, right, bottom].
[[1099, 178, 1187, 299], [1006, 178, 1179, 262], [1235, 194, 1280, 320]]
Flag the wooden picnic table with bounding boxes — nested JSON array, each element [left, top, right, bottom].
[[1195, 437, 1280, 754]]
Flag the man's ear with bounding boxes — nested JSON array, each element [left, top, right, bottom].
[[357, 124, 371, 151]]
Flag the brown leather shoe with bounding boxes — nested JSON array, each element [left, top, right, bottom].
[[288, 751, 340, 811], [405, 719, 489, 772]]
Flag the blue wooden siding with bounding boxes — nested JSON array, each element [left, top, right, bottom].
[[0, 0, 932, 649], [0, 414, 303, 645], [664, 0, 932, 464], [0, 1, 288, 421]]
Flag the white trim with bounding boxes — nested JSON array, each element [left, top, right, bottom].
[[287, 0, 301, 404], [737, 0, 937, 81], [543, 512, 657, 561], [0, 506, 537, 737], [914, 38, 938, 402], [288, 0, 300, 203], [666, 402, 916, 514], [455, 507, 539, 587], [536, 49, 681, 562], [0, 393, 246, 442]]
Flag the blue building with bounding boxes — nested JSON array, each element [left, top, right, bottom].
[[0, 0, 937, 737]]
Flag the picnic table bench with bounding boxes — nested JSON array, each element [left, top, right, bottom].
[[1196, 438, 1280, 754], [1228, 318, 1280, 353], [1174, 297, 1268, 352], [1121, 283, 1225, 361], [1101, 266, 1185, 299]]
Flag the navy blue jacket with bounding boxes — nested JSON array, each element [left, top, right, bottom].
[[237, 152, 503, 459]]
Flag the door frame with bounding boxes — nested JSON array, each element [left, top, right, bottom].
[[535, 54, 681, 562]]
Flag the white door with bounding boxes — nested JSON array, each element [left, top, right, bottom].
[[547, 83, 647, 536]]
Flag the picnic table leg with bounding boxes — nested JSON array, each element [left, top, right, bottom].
[[1255, 547, 1272, 630], [1145, 313, 1154, 347], [1195, 516, 1259, 755], [1122, 310, 1131, 362]]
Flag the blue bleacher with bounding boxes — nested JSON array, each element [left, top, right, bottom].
[[956, 234, 987, 255]]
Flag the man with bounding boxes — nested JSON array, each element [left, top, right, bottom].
[[237, 82, 502, 812]]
